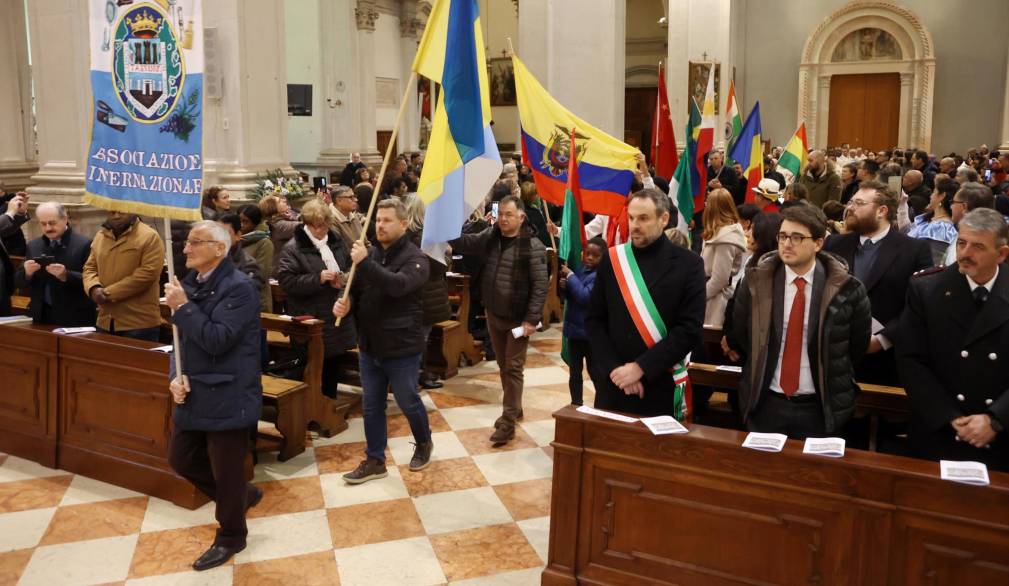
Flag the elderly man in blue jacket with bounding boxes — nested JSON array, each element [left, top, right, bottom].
[[164, 220, 263, 572]]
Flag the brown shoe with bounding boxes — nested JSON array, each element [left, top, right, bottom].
[[342, 458, 388, 485], [489, 424, 515, 446]]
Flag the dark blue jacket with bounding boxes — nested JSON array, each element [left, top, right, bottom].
[[170, 256, 262, 431], [562, 266, 596, 340]]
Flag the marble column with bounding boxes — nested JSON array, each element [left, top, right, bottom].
[[203, 0, 295, 197], [315, 0, 363, 174], [354, 0, 381, 165], [898, 72, 913, 148], [25, 0, 106, 235], [0, 0, 36, 191], [1000, 43, 1009, 151], [398, 5, 425, 155], [519, 0, 625, 138]]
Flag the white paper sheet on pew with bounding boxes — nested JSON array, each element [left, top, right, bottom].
[[575, 406, 639, 424], [52, 327, 97, 335], [803, 437, 846, 458], [150, 345, 174, 353], [742, 432, 788, 452], [939, 460, 990, 486], [716, 365, 742, 373], [640, 416, 689, 435]]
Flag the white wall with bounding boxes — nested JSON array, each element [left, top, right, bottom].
[[479, 0, 519, 150], [374, 14, 402, 131], [285, 0, 321, 166]]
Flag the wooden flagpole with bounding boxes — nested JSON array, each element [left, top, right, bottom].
[[162, 220, 184, 382], [335, 70, 419, 326]]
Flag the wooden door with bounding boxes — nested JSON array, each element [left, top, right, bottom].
[[624, 87, 656, 162], [827, 73, 900, 151], [377, 131, 397, 157]]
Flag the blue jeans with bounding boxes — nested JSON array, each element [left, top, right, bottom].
[[360, 351, 431, 463]]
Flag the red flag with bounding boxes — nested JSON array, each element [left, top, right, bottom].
[[694, 66, 716, 212], [650, 63, 678, 179]]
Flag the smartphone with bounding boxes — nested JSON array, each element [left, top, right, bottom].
[[32, 254, 55, 267], [887, 175, 902, 195], [984, 169, 993, 182], [491, 202, 499, 221]]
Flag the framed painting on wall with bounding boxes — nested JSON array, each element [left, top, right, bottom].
[[488, 58, 516, 106], [688, 61, 720, 115]]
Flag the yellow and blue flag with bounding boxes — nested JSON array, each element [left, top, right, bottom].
[[513, 55, 639, 218], [413, 0, 501, 259]]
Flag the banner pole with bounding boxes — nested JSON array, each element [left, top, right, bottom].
[[162, 219, 184, 380], [335, 70, 419, 326]]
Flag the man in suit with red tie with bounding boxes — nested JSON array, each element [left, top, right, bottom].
[[897, 208, 1009, 471], [731, 205, 872, 439], [823, 180, 932, 385]]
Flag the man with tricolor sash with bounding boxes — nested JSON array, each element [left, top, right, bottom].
[[587, 189, 706, 419]]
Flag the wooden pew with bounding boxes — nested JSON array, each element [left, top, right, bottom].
[[260, 376, 308, 461], [687, 362, 908, 451], [545, 404, 1009, 586], [445, 273, 483, 366]]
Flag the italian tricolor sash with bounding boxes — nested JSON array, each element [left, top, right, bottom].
[[610, 242, 691, 421]]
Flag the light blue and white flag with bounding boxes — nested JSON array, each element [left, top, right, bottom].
[[85, 0, 203, 220]]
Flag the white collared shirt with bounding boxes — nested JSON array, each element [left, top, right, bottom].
[[966, 265, 999, 293], [770, 262, 818, 396]]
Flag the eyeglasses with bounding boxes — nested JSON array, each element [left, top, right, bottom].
[[777, 232, 815, 246], [184, 239, 218, 247], [336, 194, 358, 200], [38, 220, 63, 227], [846, 198, 877, 208], [951, 199, 967, 207]]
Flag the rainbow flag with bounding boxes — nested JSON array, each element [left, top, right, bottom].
[[778, 122, 809, 178], [514, 55, 639, 217], [729, 102, 763, 203], [413, 0, 501, 259]]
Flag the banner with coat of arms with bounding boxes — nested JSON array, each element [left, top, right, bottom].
[[85, 0, 203, 221]]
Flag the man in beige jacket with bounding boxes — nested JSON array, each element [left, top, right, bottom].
[[83, 212, 165, 341], [329, 185, 364, 249]]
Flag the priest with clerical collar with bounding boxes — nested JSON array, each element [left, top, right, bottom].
[[587, 189, 707, 419], [164, 220, 264, 571]]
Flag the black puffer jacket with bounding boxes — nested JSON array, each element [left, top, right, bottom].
[[731, 251, 871, 433], [449, 223, 548, 324], [350, 234, 429, 358], [408, 229, 451, 326], [276, 226, 357, 356]]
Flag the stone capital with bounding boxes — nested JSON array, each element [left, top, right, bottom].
[[355, 1, 379, 32], [400, 17, 423, 38]]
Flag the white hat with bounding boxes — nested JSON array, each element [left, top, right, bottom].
[[752, 178, 782, 201]]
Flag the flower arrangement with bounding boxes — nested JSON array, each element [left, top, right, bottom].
[[249, 169, 309, 200]]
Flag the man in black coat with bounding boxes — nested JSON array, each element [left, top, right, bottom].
[[691, 151, 743, 251], [824, 180, 932, 385], [164, 221, 264, 571], [0, 192, 30, 316], [15, 202, 96, 326], [587, 189, 706, 417], [334, 198, 433, 484], [897, 208, 1009, 472]]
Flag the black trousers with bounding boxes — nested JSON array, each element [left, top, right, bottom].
[[747, 391, 827, 440], [567, 338, 593, 406], [168, 427, 256, 548]]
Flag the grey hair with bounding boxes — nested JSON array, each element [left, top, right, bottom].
[[190, 220, 232, 253], [960, 208, 1009, 247], [36, 201, 68, 219], [403, 194, 426, 233], [957, 168, 980, 182], [628, 188, 670, 216]]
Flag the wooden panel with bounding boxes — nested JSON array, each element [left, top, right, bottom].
[[625, 87, 656, 162], [828, 74, 867, 149], [57, 332, 205, 509], [0, 325, 58, 466], [863, 73, 901, 152], [828, 73, 900, 152], [545, 406, 1009, 586]]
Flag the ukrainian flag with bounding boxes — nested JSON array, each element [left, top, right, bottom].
[[513, 55, 639, 217], [413, 0, 501, 259]]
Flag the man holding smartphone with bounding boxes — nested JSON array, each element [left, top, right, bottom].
[[15, 202, 96, 326]]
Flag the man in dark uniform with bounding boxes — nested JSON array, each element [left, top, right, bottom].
[[897, 208, 1009, 472], [587, 189, 706, 418]]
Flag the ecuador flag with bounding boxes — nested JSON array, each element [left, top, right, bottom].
[[412, 0, 501, 260], [514, 55, 639, 217]]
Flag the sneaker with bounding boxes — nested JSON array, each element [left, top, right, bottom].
[[342, 458, 388, 485], [489, 424, 515, 446], [409, 441, 434, 471], [419, 376, 444, 390]]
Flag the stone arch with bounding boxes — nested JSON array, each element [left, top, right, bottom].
[[797, 1, 935, 150], [625, 65, 658, 88]]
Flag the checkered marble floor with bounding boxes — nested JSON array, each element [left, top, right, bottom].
[[0, 326, 593, 585]]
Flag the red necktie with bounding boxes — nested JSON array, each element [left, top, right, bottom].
[[780, 277, 807, 396]]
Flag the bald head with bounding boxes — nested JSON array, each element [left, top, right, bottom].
[[939, 157, 956, 175], [902, 169, 923, 190], [807, 150, 825, 173]]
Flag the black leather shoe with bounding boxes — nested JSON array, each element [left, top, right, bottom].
[[246, 486, 263, 512], [192, 543, 246, 571], [419, 377, 444, 390]]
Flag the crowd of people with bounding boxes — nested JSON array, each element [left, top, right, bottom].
[[0, 141, 1006, 570]]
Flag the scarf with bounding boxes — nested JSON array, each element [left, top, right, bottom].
[[302, 226, 340, 273]]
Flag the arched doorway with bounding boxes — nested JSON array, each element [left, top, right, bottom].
[[798, 1, 935, 150]]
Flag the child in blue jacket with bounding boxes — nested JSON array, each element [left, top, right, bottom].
[[560, 237, 606, 405]]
